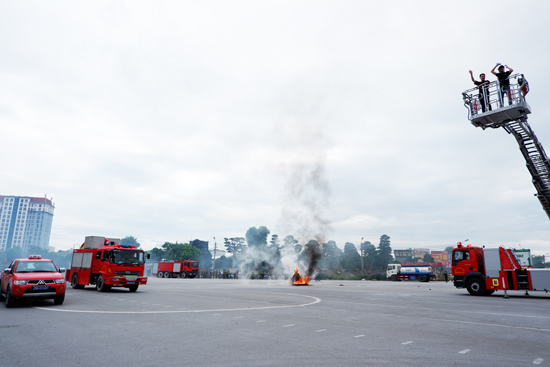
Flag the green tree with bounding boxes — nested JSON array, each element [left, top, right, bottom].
[[341, 242, 361, 272], [319, 240, 343, 270], [162, 242, 187, 260], [245, 226, 270, 249], [423, 253, 434, 263], [378, 234, 393, 262], [149, 247, 165, 262], [224, 237, 246, 257], [282, 235, 298, 249], [361, 241, 376, 270], [215, 255, 232, 269], [121, 236, 141, 248], [180, 244, 202, 262]]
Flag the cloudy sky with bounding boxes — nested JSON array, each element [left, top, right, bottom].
[[2, 1, 550, 255]]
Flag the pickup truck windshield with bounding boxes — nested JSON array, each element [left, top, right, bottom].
[[111, 250, 145, 265], [15, 261, 57, 273]]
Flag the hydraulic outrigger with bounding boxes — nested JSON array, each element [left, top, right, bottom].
[[462, 74, 550, 219]]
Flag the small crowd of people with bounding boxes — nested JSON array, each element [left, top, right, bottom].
[[469, 63, 514, 112]]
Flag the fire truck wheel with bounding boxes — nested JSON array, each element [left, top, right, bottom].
[[5, 285, 17, 308], [466, 278, 485, 296], [180, 272, 186, 278], [157, 272, 163, 278], [165, 272, 171, 278], [71, 274, 85, 289], [128, 285, 139, 292], [54, 293, 65, 305], [96, 275, 111, 292]]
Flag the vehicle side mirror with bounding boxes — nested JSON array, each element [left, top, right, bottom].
[[147, 254, 151, 259], [59, 268, 66, 273], [4, 268, 11, 274]]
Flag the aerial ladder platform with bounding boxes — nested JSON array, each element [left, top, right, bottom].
[[462, 74, 550, 219]]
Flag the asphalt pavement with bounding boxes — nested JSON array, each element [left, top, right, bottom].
[[1, 278, 549, 367]]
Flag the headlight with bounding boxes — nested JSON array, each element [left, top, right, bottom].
[[13, 280, 28, 285], [55, 279, 65, 284]]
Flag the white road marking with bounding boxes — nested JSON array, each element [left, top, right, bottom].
[[36, 293, 321, 314], [401, 341, 413, 345], [315, 329, 327, 332], [283, 324, 295, 327], [459, 349, 470, 354], [234, 316, 244, 319], [354, 335, 365, 338], [533, 358, 543, 365], [256, 320, 267, 323]]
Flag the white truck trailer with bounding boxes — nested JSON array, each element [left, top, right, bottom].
[[387, 264, 433, 282]]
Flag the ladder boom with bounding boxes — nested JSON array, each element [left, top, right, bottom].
[[462, 74, 550, 219]]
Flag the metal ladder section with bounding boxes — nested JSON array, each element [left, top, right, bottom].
[[503, 119, 550, 220]]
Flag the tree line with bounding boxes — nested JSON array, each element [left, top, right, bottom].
[[147, 226, 397, 275]]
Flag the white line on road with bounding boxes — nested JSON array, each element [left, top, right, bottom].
[[283, 324, 295, 327], [256, 320, 267, 323], [315, 329, 327, 332], [36, 293, 321, 314], [354, 335, 365, 338], [459, 349, 470, 354], [533, 358, 544, 365], [234, 316, 244, 319], [401, 341, 413, 345]]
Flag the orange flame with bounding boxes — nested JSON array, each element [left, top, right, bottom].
[[290, 267, 309, 286]]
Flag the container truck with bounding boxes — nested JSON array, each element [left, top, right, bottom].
[[387, 264, 433, 282], [152, 260, 199, 278], [66, 236, 149, 292], [452, 242, 550, 296]]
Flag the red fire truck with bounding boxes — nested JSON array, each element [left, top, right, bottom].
[[452, 242, 550, 296], [66, 236, 149, 292], [152, 260, 199, 278]]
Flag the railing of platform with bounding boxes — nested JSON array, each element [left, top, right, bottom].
[[462, 73, 529, 120]]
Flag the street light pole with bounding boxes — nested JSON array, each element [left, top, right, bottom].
[[211, 237, 218, 278], [360, 237, 364, 273]]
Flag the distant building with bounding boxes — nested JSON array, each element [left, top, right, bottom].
[[394, 249, 414, 263], [0, 195, 55, 251], [431, 250, 450, 266], [190, 239, 209, 253], [413, 248, 430, 259]]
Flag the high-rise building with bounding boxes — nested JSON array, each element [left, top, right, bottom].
[[0, 195, 55, 251]]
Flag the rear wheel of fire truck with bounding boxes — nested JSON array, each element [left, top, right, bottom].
[[5, 285, 17, 308], [466, 278, 486, 296], [128, 285, 139, 292], [96, 275, 111, 292], [157, 272, 163, 278], [71, 274, 85, 289], [54, 293, 65, 305], [180, 272, 186, 278]]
